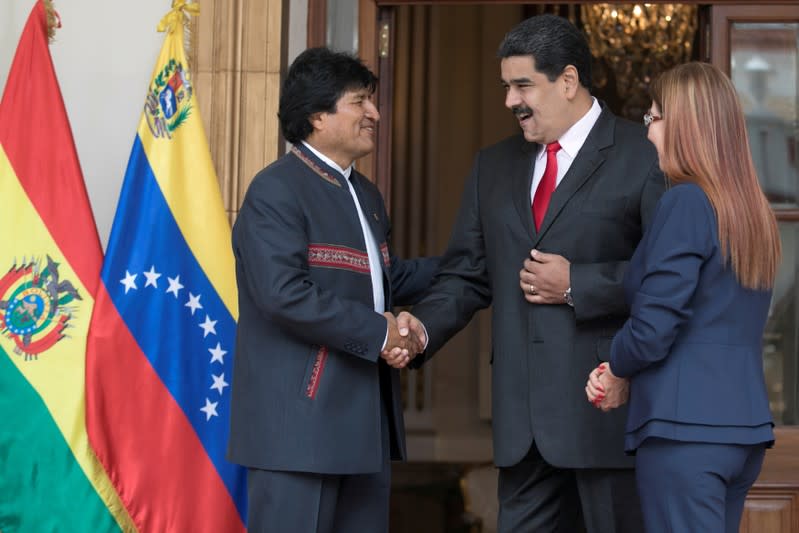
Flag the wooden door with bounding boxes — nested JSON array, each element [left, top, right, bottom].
[[345, 1, 799, 530], [711, 5, 799, 531]]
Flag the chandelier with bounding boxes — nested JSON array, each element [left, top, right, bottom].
[[581, 3, 698, 118]]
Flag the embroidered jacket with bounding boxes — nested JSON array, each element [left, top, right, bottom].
[[227, 143, 437, 474]]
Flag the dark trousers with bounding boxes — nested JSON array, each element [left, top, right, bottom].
[[635, 438, 766, 533], [245, 461, 391, 533], [497, 441, 643, 533], [247, 392, 393, 532]]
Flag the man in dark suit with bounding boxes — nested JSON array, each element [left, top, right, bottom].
[[397, 14, 665, 533], [227, 47, 437, 532]]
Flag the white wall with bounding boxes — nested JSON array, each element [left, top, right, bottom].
[[1, 1, 170, 248]]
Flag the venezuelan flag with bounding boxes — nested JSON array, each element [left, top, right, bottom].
[[86, 2, 247, 531], [0, 1, 134, 531]]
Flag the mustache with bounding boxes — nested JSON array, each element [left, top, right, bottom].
[[512, 105, 533, 118]]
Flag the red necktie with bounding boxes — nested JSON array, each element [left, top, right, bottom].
[[532, 141, 561, 231]]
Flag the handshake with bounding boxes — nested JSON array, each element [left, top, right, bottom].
[[381, 311, 427, 369]]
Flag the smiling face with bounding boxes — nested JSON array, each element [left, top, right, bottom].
[[311, 87, 380, 169], [501, 55, 573, 145]]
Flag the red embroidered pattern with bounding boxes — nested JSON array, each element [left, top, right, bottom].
[[305, 346, 329, 399], [308, 244, 370, 274], [379, 243, 390, 268], [291, 146, 342, 188]]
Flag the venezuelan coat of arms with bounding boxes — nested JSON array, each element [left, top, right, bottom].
[[144, 58, 194, 139]]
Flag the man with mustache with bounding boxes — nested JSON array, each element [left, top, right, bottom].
[[227, 47, 437, 532], [397, 14, 665, 532]]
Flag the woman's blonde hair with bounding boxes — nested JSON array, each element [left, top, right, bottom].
[[650, 62, 781, 289]]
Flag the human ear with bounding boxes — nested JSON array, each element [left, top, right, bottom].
[[562, 65, 579, 97], [309, 112, 325, 132]]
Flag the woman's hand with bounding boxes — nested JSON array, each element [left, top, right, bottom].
[[586, 363, 629, 412]]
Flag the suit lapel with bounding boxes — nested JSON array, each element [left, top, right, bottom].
[[350, 174, 382, 238], [351, 177, 393, 308], [349, 174, 390, 278], [510, 137, 538, 236], [533, 108, 616, 245]]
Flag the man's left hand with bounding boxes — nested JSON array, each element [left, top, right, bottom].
[[519, 249, 570, 304]]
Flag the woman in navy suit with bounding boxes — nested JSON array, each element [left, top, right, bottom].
[[585, 62, 781, 533]]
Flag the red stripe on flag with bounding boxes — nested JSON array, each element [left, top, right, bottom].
[[11, 314, 67, 355], [0, 265, 31, 296], [87, 285, 245, 533], [0, 1, 102, 294]]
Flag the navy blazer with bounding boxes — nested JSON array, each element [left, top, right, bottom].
[[227, 144, 438, 474], [610, 183, 774, 452]]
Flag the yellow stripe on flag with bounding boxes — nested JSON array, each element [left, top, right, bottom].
[[0, 145, 135, 532], [136, 26, 237, 320]]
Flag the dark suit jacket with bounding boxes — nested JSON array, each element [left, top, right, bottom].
[[227, 144, 438, 475], [411, 107, 665, 469], [610, 183, 774, 452]]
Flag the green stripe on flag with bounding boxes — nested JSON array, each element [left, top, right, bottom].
[[0, 346, 121, 533]]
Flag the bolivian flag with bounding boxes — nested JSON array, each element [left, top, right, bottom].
[[86, 1, 247, 531], [0, 1, 134, 531]]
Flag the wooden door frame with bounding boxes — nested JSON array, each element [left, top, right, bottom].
[[710, 2, 799, 70], [305, 1, 796, 186], [357, 0, 799, 90], [308, 0, 799, 491], [348, 0, 798, 192], [708, 2, 799, 495]]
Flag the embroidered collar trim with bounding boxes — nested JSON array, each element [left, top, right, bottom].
[[291, 145, 342, 188]]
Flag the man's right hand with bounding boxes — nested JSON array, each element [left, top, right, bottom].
[[381, 311, 426, 368]]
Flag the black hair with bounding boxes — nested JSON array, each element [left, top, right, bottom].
[[497, 14, 592, 91], [278, 47, 378, 143]]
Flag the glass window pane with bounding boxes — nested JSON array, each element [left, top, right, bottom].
[[730, 23, 799, 209], [327, 0, 358, 54], [764, 222, 799, 425]]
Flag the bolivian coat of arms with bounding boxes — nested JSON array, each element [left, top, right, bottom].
[[0, 256, 81, 360]]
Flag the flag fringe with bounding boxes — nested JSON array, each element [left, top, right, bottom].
[[42, 0, 60, 42], [157, 0, 200, 73]]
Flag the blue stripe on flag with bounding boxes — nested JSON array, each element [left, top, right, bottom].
[[102, 135, 246, 519]]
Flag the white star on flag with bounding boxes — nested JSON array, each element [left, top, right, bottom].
[[209, 342, 227, 364], [166, 275, 184, 298], [120, 271, 137, 294], [143, 265, 161, 288], [200, 398, 219, 421], [185, 292, 203, 315], [210, 373, 229, 394], [199, 314, 217, 338]]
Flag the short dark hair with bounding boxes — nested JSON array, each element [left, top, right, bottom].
[[278, 47, 378, 143], [497, 14, 592, 91]]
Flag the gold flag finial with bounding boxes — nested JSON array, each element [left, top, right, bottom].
[[157, 0, 200, 34], [42, 0, 62, 42]]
